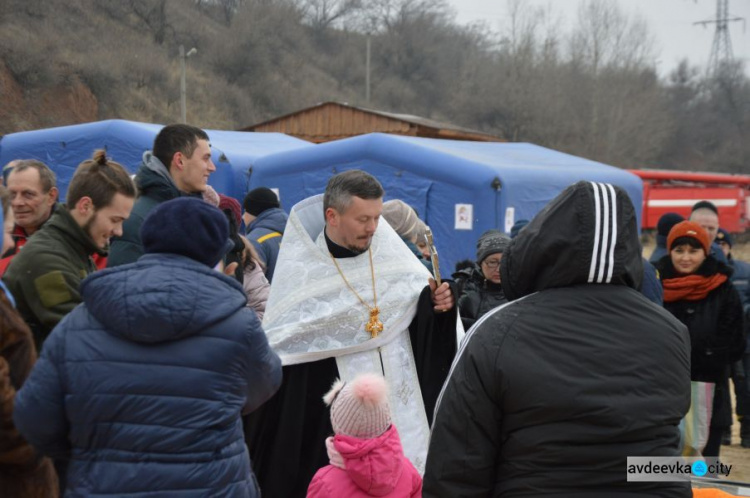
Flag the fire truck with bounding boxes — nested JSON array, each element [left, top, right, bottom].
[[629, 169, 750, 233]]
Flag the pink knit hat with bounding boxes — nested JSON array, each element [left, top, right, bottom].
[[324, 373, 391, 439]]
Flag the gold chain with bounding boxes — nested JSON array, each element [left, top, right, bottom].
[[330, 248, 384, 338]]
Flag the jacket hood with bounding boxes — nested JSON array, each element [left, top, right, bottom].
[[334, 425, 404, 495], [135, 151, 181, 201], [80, 253, 247, 343], [501, 181, 643, 301], [249, 207, 288, 232]]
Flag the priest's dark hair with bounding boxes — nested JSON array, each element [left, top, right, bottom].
[[324, 169, 384, 213]]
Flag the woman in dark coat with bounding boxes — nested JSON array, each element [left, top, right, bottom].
[[457, 230, 510, 329], [657, 220, 745, 458]]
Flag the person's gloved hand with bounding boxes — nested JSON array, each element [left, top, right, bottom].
[[326, 436, 345, 469]]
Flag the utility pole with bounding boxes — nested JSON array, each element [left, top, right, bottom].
[[365, 35, 371, 103], [694, 0, 745, 75], [179, 45, 198, 123]]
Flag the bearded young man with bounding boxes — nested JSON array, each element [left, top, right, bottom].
[[3, 151, 135, 350], [245, 170, 462, 498]]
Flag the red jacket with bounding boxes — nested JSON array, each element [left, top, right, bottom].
[[307, 425, 422, 498]]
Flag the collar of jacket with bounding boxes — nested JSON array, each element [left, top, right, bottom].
[[12, 202, 59, 243], [135, 151, 182, 201], [47, 207, 106, 258]]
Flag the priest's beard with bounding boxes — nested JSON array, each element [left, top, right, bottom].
[[347, 240, 371, 255]]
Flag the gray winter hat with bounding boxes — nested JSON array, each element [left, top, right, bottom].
[[382, 199, 421, 241], [477, 230, 511, 263]]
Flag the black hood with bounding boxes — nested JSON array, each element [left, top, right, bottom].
[[501, 181, 643, 301]]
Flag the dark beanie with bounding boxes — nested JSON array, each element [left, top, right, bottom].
[[691, 200, 719, 216], [476, 230, 511, 263], [243, 187, 280, 217], [510, 219, 529, 239], [656, 212, 684, 237], [141, 197, 232, 268], [716, 228, 733, 248]]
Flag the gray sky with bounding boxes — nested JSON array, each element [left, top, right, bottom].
[[446, 0, 750, 77]]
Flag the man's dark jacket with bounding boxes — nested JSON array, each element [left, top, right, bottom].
[[2, 208, 104, 349], [424, 181, 691, 498], [108, 152, 185, 267]]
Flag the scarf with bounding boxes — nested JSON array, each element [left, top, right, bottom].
[[662, 273, 727, 302]]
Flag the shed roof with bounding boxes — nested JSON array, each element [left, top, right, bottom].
[[242, 101, 502, 142]]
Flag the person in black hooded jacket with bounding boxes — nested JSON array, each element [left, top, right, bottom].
[[424, 181, 691, 498]]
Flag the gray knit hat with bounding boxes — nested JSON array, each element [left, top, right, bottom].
[[476, 230, 511, 263], [324, 374, 391, 439], [382, 199, 421, 242]]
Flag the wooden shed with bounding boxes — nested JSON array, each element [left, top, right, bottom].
[[240, 101, 503, 143]]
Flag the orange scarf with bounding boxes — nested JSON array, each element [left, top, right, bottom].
[[662, 273, 727, 302]]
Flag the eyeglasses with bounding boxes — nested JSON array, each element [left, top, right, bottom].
[[482, 259, 502, 269]]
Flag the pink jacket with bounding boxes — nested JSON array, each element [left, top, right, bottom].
[[307, 425, 422, 497]]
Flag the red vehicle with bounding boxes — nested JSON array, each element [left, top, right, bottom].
[[629, 169, 750, 233]]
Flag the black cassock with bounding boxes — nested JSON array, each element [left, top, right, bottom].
[[243, 237, 458, 498]]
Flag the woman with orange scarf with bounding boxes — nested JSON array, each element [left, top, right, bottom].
[[658, 220, 745, 459]]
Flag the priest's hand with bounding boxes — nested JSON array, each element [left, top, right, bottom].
[[429, 277, 454, 313]]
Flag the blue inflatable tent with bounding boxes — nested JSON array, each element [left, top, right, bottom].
[[249, 133, 643, 274], [0, 119, 312, 202]]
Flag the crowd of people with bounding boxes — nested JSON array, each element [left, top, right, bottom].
[[0, 123, 747, 497]]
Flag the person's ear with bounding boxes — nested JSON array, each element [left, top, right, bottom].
[[48, 186, 59, 204], [75, 196, 94, 215]]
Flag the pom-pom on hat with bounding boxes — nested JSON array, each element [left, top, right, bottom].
[[324, 373, 391, 439], [667, 220, 711, 256], [141, 197, 233, 268], [243, 187, 280, 217]]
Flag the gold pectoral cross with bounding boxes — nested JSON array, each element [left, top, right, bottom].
[[365, 307, 384, 338]]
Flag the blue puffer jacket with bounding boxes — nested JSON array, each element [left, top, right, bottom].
[[246, 208, 288, 282], [13, 253, 282, 497]]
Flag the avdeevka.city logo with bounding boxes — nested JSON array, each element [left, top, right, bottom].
[[691, 460, 708, 477], [626, 457, 732, 482]]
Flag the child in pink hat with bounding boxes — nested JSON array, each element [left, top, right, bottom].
[[307, 373, 422, 497]]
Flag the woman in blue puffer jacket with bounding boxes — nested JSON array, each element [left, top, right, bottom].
[[13, 197, 282, 497]]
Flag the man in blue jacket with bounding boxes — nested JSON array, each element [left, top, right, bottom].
[[14, 197, 282, 497], [243, 187, 287, 282]]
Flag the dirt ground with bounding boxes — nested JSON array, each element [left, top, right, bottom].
[[721, 411, 750, 482], [642, 238, 750, 484]]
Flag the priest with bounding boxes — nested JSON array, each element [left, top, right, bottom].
[[245, 170, 462, 497]]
